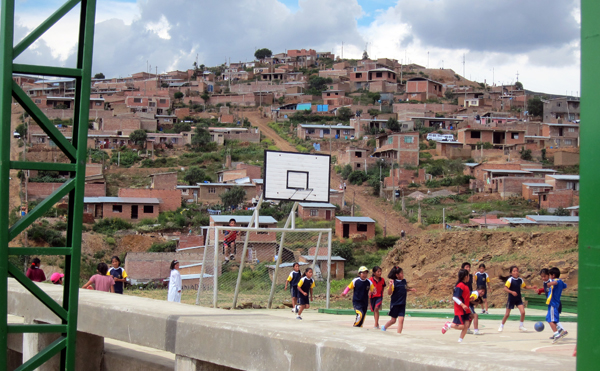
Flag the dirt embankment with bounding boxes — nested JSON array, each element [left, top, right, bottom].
[[382, 229, 579, 308]]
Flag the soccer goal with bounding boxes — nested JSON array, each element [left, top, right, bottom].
[[195, 151, 335, 309]]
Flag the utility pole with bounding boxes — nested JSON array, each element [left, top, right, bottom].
[[351, 190, 356, 217], [442, 208, 445, 231]]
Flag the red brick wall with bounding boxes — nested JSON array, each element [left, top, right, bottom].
[[124, 252, 206, 282], [297, 205, 335, 220], [151, 173, 177, 190], [101, 202, 159, 221], [540, 189, 579, 210], [335, 220, 376, 241], [118, 189, 181, 212], [179, 235, 205, 249], [384, 168, 425, 187], [27, 182, 105, 200], [101, 117, 142, 134], [496, 177, 545, 197]]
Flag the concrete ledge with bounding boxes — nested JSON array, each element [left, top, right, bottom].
[[103, 342, 174, 371], [8, 279, 574, 371]]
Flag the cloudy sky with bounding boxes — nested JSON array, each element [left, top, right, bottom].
[[13, 0, 580, 95]]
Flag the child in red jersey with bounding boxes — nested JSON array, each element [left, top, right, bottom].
[[223, 219, 237, 261], [442, 269, 472, 343], [369, 266, 386, 329]]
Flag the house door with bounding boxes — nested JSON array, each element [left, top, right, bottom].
[[320, 130, 324, 138], [325, 210, 331, 220], [343, 223, 350, 238], [95, 204, 102, 218], [131, 205, 138, 220]]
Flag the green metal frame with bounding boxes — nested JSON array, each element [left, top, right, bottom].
[[579, 2, 598, 368], [1, 1, 96, 370]]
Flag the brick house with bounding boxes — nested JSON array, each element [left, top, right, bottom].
[[337, 146, 376, 172], [335, 216, 376, 240], [541, 123, 579, 148], [410, 116, 462, 130], [83, 197, 160, 221], [297, 124, 355, 140], [217, 164, 262, 183], [406, 77, 444, 100], [178, 183, 256, 205], [543, 97, 580, 122], [554, 151, 579, 166], [457, 127, 526, 149], [124, 92, 170, 114], [545, 174, 579, 190], [435, 141, 471, 159], [118, 188, 181, 212], [300, 247, 345, 279], [150, 172, 177, 189], [297, 203, 336, 220], [384, 168, 426, 190], [372, 132, 419, 167], [522, 182, 554, 201], [349, 118, 389, 138]]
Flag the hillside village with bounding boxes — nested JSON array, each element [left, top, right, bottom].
[[10, 47, 580, 307]]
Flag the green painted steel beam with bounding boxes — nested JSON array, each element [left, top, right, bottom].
[[15, 337, 67, 371], [7, 324, 68, 333], [8, 247, 72, 255], [9, 178, 75, 240], [12, 82, 77, 161], [13, 63, 82, 78], [10, 161, 77, 172], [8, 262, 68, 321], [579, 1, 599, 368], [12, 0, 80, 58], [0, 0, 14, 368]]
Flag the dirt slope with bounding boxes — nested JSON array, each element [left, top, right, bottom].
[[382, 229, 579, 308], [243, 110, 295, 152]]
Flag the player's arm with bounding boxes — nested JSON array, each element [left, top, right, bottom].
[[284, 273, 293, 290], [503, 279, 516, 296], [342, 280, 355, 296], [369, 282, 375, 296], [387, 280, 394, 295], [407, 283, 417, 293], [546, 280, 558, 287], [310, 282, 314, 300], [524, 281, 537, 290], [452, 287, 468, 311], [486, 275, 492, 291], [297, 278, 306, 296]]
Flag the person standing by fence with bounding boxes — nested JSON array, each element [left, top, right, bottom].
[[168, 260, 182, 303]]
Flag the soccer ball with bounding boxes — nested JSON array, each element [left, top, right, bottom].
[[534, 322, 545, 332]]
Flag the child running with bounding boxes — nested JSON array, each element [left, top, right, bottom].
[[546, 267, 568, 343], [296, 268, 314, 320], [499, 265, 537, 332], [284, 262, 302, 314], [342, 266, 375, 328], [381, 266, 416, 334], [467, 286, 486, 335], [441, 269, 472, 343], [474, 263, 491, 314], [369, 266, 386, 329]]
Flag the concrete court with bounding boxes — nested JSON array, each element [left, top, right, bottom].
[[7, 280, 576, 371]]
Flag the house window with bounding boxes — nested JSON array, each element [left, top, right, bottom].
[[542, 195, 547, 201], [355, 152, 362, 158], [357, 223, 368, 232], [95, 101, 102, 106], [387, 137, 393, 144], [568, 128, 575, 132], [143, 205, 154, 213], [564, 139, 572, 145], [343, 130, 351, 135], [181, 189, 190, 195], [310, 209, 318, 217], [511, 133, 519, 139], [160, 99, 167, 104], [404, 136, 414, 143], [133, 98, 142, 103], [471, 131, 481, 139], [307, 129, 315, 134], [323, 129, 330, 135], [208, 188, 216, 194], [356, 163, 361, 168], [35, 99, 41, 104], [376, 72, 382, 78], [112, 205, 122, 213], [148, 102, 156, 107], [356, 73, 362, 78]]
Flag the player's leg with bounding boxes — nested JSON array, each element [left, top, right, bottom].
[[499, 303, 511, 331], [353, 306, 364, 327], [383, 316, 396, 330], [459, 320, 471, 342], [397, 317, 405, 334], [517, 304, 527, 331], [297, 304, 305, 316]]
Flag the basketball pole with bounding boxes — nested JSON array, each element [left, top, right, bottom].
[[267, 201, 299, 309], [232, 195, 263, 308]]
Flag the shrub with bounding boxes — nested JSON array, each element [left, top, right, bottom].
[[375, 236, 401, 249], [408, 182, 419, 188], [105, 237, 116, 246], [340, 164, 352, 180], [348, 170, 368, 185], [93, 218, 132, 235], [27, 225, 65, 247], [147, 241, 177, 252]]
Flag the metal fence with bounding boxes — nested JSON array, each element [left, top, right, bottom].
[[195, 226, 333, 310]]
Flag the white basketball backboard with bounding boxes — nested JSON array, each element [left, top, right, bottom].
[[263, 151, 331, 202]]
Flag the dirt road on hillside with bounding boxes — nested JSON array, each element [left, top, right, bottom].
[[243, 110, 296, 152], [331, 173, 418, 237]]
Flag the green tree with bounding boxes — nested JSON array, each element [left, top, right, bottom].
[[15, 123, 27, 138], [254, 48, 272, 60], [362, 50, 369, 60], [191, 126, 211, 149], [184, 166, 209, 185], [554, 207, 570, 216], [337, 106, 354, 121], [515, 81, 523, 90], [220, 186, 247, 209], [340, 164, 352, 179], [444, 89, 454, 100], [129, 129, 147, 147], [519, 148, 533, 161], [201, 91, 210, 103], [93, 72, 105, 79], [387, 117, 400, 132], [173, 122, 192, 133], [307, 76, 333, 95], [528, 96, 543, 117], [367, 92, 380, 104], [367, 109, 380, 117], [174, 91, 184, 100]]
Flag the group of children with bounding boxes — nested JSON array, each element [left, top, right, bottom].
[[286, 260, 569, 345], [442, 263, 569, 343]]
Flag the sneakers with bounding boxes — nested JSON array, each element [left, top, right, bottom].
[[467, 329, 474, 335], [294, 305, 299, 314], [473, 330, 484, 335], [381, 326, 386, 332], [481, 309, 486, 314], [373, 325, 380, 329], [483, 310, 489, 314], [441, 321, 451, 334], [552, 333, 561, 344], [561, 330, 569, 339], [296, 316, 302, 320], [229, 254, 235, 261], [519, 326, 527, 332], [498, 325, 504, 332], [458, 338, 463, 343]]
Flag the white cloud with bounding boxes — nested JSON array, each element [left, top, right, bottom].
[[145, 14, 171, 40]]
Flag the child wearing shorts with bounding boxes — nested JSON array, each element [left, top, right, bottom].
[[381, 266, 416, 334]]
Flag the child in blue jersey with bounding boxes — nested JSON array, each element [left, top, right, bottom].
[[467, 286, 486, 335], [296, 268, 314, 320], [107, 256, 128, 294], [442, 269, 472, 343], [499, 266, 537, 332], [284, 262, 302, 313], [474, 263, 491, 314], [546, 267, 568, 343], [381, 266, 416, 334], [342, 266, 375, 327]]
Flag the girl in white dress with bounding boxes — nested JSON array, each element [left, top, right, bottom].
[[167, 260, 182, 303]]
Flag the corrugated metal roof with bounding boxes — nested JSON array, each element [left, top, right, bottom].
[[301, 255, 346, 261], [522, 183, 553, 187], [566, 205, 579, 210], [210, 215, 278, 224], [502, 218, 537, 224], [526, 215, 579, 223], [483, 169, 532, 174], [197, 182, 255, 186], [548, 175, 580, 181], [300, 124, 353, 129], [266, 262, 309, 269], [521, 168, 557, 173], [83, 197, 160, 204], [463, 163, 479, 167], [336, 216, 375, 223], [299, 203, 336, 208]]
